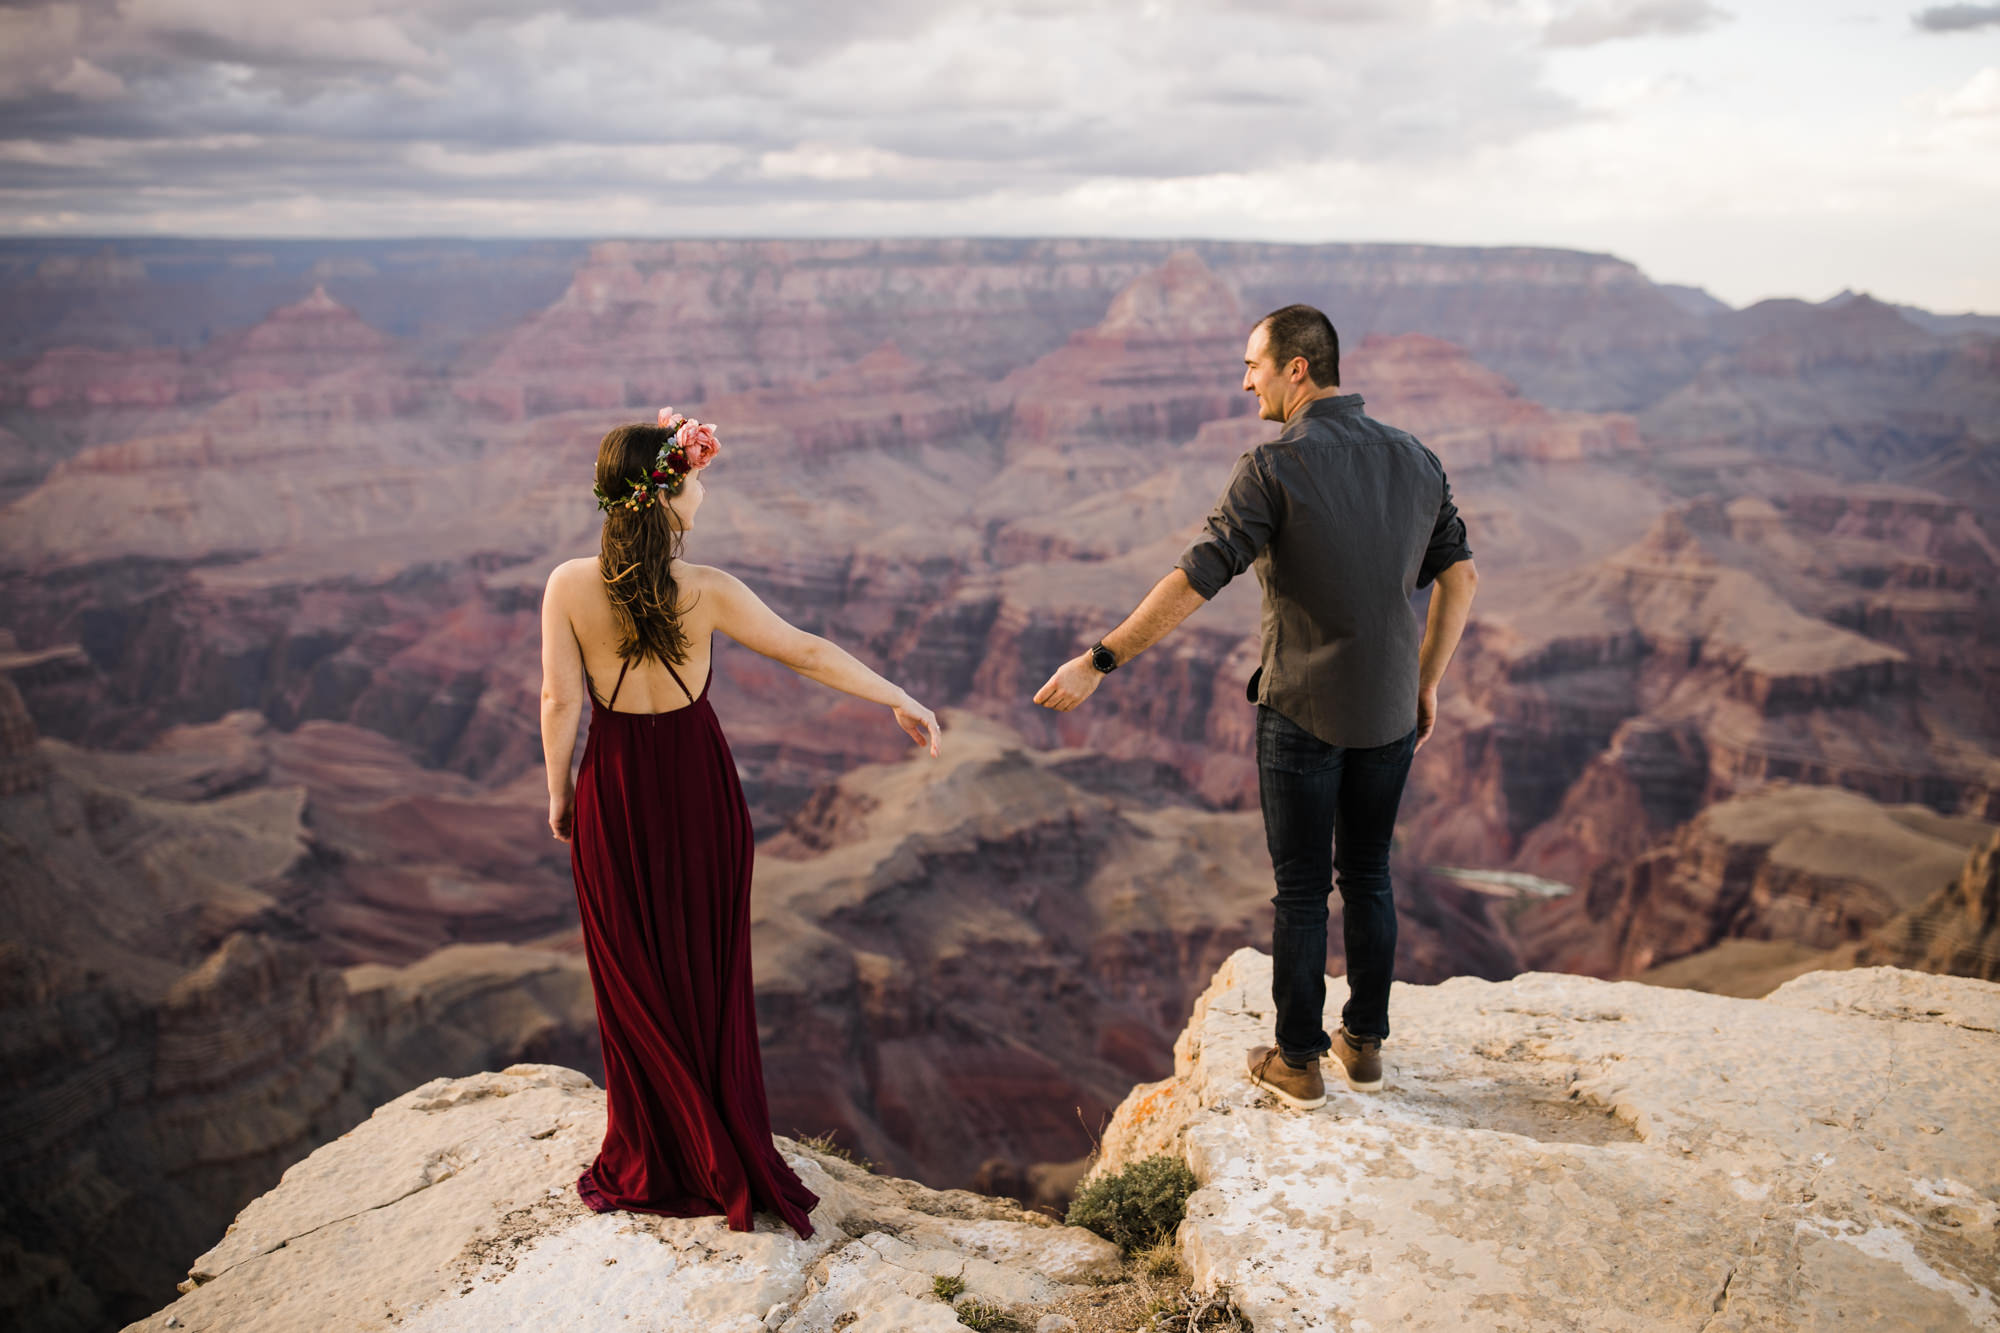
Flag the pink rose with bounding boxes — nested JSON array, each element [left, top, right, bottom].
[[676, 420, 719, 468], [657, 406, 681, 429]]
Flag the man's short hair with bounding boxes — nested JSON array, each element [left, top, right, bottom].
[[1258, 304, 1340, 388]]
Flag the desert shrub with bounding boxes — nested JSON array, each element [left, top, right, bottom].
[[1065, 1154, 1196, 1253]]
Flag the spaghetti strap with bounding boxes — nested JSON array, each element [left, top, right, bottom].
[[591, 655, 694, 711], [661, 657, 695, 705], [601, 658, 630, 711]]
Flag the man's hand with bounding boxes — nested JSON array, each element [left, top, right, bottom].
[[1031, 570, 1205, 713], [1414, 685, 1438, 751], [1033, 655, 1104, 712]]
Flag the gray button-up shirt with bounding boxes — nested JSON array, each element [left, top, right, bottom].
[[1175, 394, 1473, 749]]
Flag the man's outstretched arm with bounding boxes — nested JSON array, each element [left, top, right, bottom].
[[1033, 568, 1207, 712]]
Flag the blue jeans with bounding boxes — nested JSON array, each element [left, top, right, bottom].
[[1256, 706, 1417, 1061]]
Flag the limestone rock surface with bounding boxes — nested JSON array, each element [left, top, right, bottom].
[[1097, 948, 2000, 1332], [129, 1064, 1121, 1333]]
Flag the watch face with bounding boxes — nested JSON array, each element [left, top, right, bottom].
[[1090, 644, 1116, 672]]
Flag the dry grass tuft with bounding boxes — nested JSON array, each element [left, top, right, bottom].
[[1029, 1244, 1241, 1333], [794, 1130, 876, 1173], [1132, 1239, 1184, 1281]]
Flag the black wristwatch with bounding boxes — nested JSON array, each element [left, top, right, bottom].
[[1088, 642, 1119, 674]]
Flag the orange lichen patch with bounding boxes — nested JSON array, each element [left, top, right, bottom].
[[1125, 1081, 1178, 1126]]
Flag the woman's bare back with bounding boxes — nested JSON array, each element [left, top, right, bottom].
[[552, 556, 717, 713], [540, 550, 937, 779]]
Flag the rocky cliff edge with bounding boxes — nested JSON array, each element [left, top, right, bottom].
[[1096, 949, 2000, 1332], [129, 1064, 1122, 1333], [132, 952, 2000, 1332]]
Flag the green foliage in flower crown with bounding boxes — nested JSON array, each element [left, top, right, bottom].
[[1065, 1154, 1197, 1253], [593, 434, 689, 512]]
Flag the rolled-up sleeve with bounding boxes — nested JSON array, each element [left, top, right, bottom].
[[1416, 465, 1473, 589], [1176, 451, 1277, 599]]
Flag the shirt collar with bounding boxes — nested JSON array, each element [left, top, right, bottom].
[[1278, 393, 1365, 440]]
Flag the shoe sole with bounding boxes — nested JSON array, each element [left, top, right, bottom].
[[1338, 1069, 1384, 1093], [1245, 1067, 1327, 1110]]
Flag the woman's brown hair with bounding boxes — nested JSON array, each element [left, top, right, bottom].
[[595, 423, 691, 667]]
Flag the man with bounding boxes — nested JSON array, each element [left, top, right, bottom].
[[1033, 303, 1477, 1109]]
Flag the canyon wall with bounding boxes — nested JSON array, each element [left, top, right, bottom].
[[2, 237, 1996, 1327]]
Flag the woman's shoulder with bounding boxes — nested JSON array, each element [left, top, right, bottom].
[[671, 560, 734, 593], [545, 556, 597, 591], [546, 554, 721, 610]]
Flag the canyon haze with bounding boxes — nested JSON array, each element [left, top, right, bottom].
[[1, 236, 1996, 1330]]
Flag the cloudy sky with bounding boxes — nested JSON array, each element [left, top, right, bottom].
[[2, 0, 1997, 311]]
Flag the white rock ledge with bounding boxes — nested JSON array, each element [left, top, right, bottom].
[[128, 1065, 1119, 1333], [1094, 947, 2000, 1332]]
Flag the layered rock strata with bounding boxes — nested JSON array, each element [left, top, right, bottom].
[[0, 670, 49, 795], [1859, 830, 2000, 982], [0, 694, 1519, 1329], [0, 285, 402, 433], [1411, 492, 2000, 906], [44, 710, 576, 963], [3, 238, 1999, 1329], [1628, 824, 2000, 1000], [0, 720, 599, 1330], [1516, 782, 1997, 980], [1642, 294, 2000, 476], [747, 714, 1519, 1190], [450, 237, 1715, 421]]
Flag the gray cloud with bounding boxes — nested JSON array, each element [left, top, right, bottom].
[[0, 0, 1584, 231], [1542, 1, 1729, 47], [1912, 4, 2000, 30], [415, 0, 960, 65]]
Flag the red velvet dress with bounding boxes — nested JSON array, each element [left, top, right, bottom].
[[569, 648, 819, 1238]]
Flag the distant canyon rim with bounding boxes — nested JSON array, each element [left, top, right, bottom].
[[1, 235, 1996, 1330]]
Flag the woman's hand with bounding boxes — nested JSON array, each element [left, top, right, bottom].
[[549, 783, 575, 842], [893, 697, 942, 757], [1414, 685, 1438, 752]]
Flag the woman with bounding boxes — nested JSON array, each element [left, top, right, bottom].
[[539, 410, 940, 1239]]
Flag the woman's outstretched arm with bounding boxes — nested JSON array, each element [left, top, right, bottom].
[[705, 567, 941, 756]]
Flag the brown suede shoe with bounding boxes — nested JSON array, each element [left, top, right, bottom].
[[1329, 1026, 1383, 1092], [1245, 1045, 1326, 1110]]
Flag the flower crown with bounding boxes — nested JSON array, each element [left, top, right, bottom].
[[593, 408, 722, 513]]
